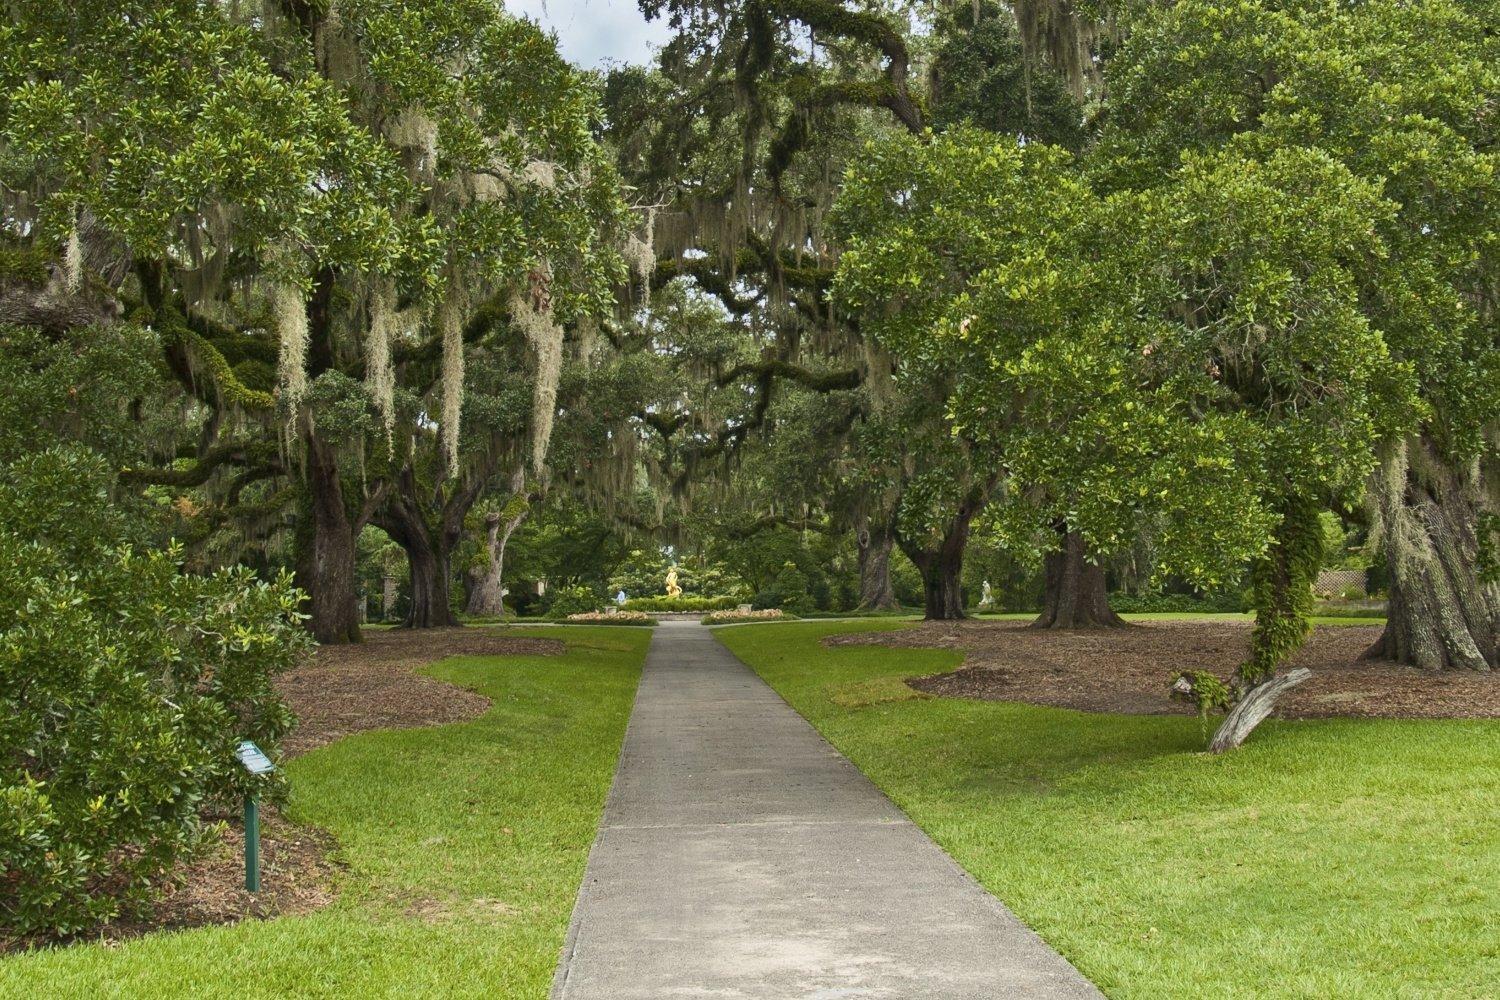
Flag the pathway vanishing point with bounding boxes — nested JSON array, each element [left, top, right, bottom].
[[552, 621, 1104, 999]]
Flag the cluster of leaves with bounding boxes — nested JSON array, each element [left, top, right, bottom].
[[0, 448, 307, 939], [545, 584, 604, 618]]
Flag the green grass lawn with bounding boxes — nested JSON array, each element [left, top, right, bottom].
[[716, 620, 1498, 999], [968, 610, 1384, 627], [0, 626, 648, 999]]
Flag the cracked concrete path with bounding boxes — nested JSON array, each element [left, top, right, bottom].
[[552, 620, 1103, 999]]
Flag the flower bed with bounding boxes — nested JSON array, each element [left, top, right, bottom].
[[702, 608, 795, 625], [564, 610, 657, 625]]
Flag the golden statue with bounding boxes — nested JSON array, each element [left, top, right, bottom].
[[665, 566, 682, 598]]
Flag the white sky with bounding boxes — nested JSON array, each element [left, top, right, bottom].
[[508, 0, 671, 68]]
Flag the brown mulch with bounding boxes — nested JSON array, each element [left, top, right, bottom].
[[276, 626, 562, 756], [86, 810, 342, 948], [6, 626, 562, 954], [828, 620, 1499, 719]]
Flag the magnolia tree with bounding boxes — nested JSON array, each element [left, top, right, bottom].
[[1097, 0, 1499, 670]]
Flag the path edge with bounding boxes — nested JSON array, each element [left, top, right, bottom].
[[548, 628, 659, 999]]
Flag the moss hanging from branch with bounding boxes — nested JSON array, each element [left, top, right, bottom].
[[367, 278, 397, 440], [273, 281, 309, 419], [438, 282, 465, 479], [1012, 0, 1110, 99], [62, 216, 82, 294], [512, 265, 563, 479]]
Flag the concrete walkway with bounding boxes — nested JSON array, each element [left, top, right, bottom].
[[552, 621, 1102, 999]]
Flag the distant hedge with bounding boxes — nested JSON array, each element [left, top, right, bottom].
[[1107, 592, 1250, 614], [622, 595, 739, 612]]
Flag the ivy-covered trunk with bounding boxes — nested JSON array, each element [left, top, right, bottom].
[[296, 429, 361, 644], [1365, 436, 1497, 671], [856, 516, 899, 611], [1208, 497, 1323, 752], [467, 503, 528, 617], [1031, 525, 1124, 628]]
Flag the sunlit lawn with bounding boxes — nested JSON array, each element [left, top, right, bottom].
[[717, 619, 1498, 999], [0, 627, 648, 999]]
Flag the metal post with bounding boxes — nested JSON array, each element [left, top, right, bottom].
[[244, 795, 260, 891]]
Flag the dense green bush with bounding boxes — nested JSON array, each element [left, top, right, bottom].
[[1107, 591, 1249, 614], [622, 595, 738, 612], [752, 562, 818, 615], [544, 584, 600, 618], [0, 448, 308, 940]]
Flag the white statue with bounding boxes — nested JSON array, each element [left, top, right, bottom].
[[980, 579, 994, 608], [665, 566, 682, 598]]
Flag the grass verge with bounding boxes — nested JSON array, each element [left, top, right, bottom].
[[716, 619, 1497, 999], [0, 626, 649, 999]]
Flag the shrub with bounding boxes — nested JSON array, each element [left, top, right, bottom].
[[751, 562, 817, 615], [545, 585, 599, 618], [622, 595, 738, 612], [1108, 591, 1249, 614], [0, 448, 308, 940]]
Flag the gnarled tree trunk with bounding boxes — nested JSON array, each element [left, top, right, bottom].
[[379, 462, 491, 629], [908, 545, 966, 620], [379, 496, 458, 629], [1031, 525, 1124, 628], [1209, 497, 1324, 751], [296, 428, 362, 644], [897, 488, 986, 621], [467, 498, 529, 617], [1208, 668, 1312, 753], [856, 515, 899, 611], [1365, 436, 1497, 671]]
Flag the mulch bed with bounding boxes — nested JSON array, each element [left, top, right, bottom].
[[12, 627, 562, 954], [828, 620, 1499, 719], [277, 627, 561, 756]]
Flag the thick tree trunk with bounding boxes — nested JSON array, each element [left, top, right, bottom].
[[1365, 437, 1497, 670], [856, 516, 899, 611], [402, 525, 455, 629], [467, 504, 528, 617], [379, 462, 491, 629], [379, 499, 459, 629], [898, 504, 978, 622], [1032, 527, 1124, 629], [296, 429, 362, 644], [909, 547, 965, 620]]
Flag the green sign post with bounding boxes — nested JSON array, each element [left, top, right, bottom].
[[235, 740, 275, 892]]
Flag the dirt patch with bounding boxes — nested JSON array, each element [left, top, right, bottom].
[[829, 620, 1498, 719], [100, 810, 340, 946], [277, 626, 562, 756]]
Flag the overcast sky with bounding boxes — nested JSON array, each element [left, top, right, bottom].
[[509, 0, 670, 68]]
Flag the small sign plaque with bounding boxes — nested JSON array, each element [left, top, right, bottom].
[[236, 740, 275, 775]]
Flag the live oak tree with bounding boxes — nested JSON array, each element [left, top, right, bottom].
[[2, 1, 631, 643], [263, 0, 629, 641], [611, 0, 1097, 618]]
